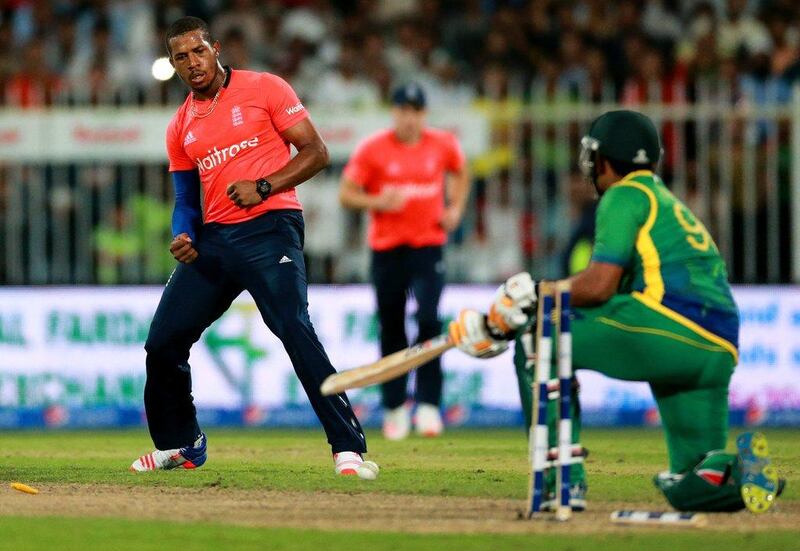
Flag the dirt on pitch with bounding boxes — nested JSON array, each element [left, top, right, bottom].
[[1, 483, 797, 534]]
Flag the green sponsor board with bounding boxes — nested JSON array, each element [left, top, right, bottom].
[[202, 302, 268, 404], [342, 311, 456, 343], [46, 310, 152, 345], [343, 311, 380, 342], [0, 372, 145, 407], [0, 313, 25, 345], [442, 370, 484, 408], [1, 287, 509, 413]]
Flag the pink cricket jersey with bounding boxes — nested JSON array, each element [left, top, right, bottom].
[[343, 128, 466, 251], [166, 69, 309, 224]]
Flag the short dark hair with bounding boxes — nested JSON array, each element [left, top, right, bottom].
[[165, 16, 212, 54], [606, 156, 655, 177]]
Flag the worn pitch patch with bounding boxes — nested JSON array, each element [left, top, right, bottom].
[[0, 483, 796, 535]]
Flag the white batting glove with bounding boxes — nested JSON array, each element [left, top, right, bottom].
[[487, 272, 537, 336], [448, 309, 509, 359]]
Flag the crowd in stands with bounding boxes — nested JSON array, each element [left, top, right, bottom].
[[2, 0, 800, 108], [0, 0, 793, 285]]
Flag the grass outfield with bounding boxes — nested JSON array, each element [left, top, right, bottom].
[[2, 517, 799, 551], [0, 428, 797, 550]]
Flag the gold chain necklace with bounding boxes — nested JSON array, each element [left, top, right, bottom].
[[190, 78, 224, 119]]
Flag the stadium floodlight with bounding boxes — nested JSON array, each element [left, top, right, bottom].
[[152, 57, 175, 81]]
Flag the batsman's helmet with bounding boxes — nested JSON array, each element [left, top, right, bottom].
[[579, 110, 662, 188]]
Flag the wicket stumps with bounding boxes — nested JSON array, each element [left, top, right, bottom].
[[526, 280, 579, 521]]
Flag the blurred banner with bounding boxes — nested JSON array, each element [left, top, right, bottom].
[[0, 285, 797, 429], [0, 108, 490, 163]]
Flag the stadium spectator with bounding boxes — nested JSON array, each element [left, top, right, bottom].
[[717, 0, 772, 59], [622, 43, 687, 105], [441, 0, 487, 74], [211, 0, 264, 56], [107, 0, 157, 86], [309, 39, 381, 108], [10, 0, 56, 46], [260, 9, 290, 70], [584, 46, 612, 103], [557, 30, 589, 97], [0, 21, 17, 85], [766, 12, 800, 78], [385, 19, 425, 84], [422, 59, 476, 107], [279, 0, 335, 53], [5, 36, 62, 107], [642, 0, 683, 43], [373, 0, 420, 23], [220, 28, 267, 73], [65, 19, 129, 91]]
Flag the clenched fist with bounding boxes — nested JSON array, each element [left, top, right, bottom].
[[372, 187, 406, 212], [170, 233, 198, 264], [227, 180, 262, 208]]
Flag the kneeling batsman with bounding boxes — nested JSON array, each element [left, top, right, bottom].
[[450, 110, 783, 515], [448, 271, 783, 514]]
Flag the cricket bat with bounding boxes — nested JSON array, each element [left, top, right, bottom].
[[320, 333, 454, 396]]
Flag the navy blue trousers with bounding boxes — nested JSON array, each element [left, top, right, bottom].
[[144, 210, 366, 454], [371, 245, 445, 409]]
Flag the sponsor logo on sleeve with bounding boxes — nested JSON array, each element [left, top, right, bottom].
[[285, 102, 305, 116]]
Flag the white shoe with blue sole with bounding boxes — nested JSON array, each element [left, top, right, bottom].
[[130, 432, 207, 472]]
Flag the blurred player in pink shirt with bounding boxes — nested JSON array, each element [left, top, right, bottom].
[[130, 17, 371, 478], [340, 83, 471, 440]]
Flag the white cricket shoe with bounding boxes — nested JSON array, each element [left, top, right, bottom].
[[333, 452, 380, 479], [382, 404, 411, 441], [130, 433, 207, 472], [333, 451, 363, 475], [414, 403, 444, 437]]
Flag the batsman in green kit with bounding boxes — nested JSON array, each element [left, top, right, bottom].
[[448, 110, 782, 514]]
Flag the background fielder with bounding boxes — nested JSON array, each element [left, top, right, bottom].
[[339, 83, 470, 440], [450, 110, 782, 513]]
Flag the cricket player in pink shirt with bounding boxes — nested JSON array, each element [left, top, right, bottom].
[[130, 17, 371, 478]]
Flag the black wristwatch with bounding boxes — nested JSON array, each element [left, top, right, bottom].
[[255, 178, 272, 201]]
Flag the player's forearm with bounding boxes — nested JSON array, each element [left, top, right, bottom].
[[339, 175, 382, 210], [265, 141, 330, 194], [339, 181, 378, 211], [172, 204, 202, 239], [339, 189, 372, 210], [447, 168, 471, 216], [567, 261, 623, 307], [568, 272, 609, 307], [171, 170, 202, 240]]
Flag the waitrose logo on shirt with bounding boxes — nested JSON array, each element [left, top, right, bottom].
[[195, 136, 260, 173], [382, 181, 441, 199]]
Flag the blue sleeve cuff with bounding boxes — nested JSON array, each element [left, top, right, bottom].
[[171, 170, 202, 240]]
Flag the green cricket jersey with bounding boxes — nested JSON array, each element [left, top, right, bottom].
[[591, 170, 739, 348]]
